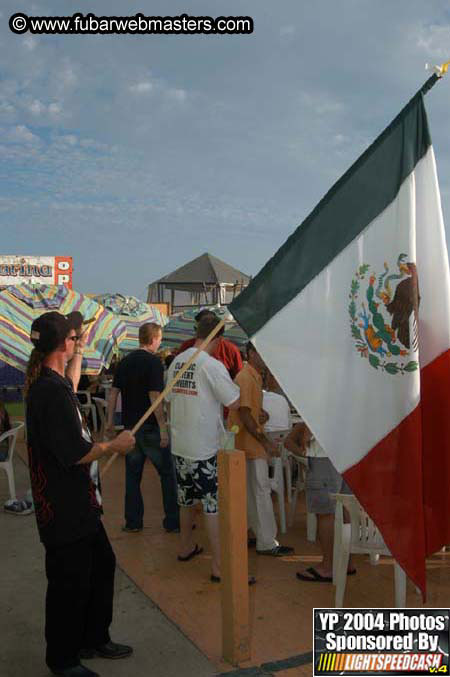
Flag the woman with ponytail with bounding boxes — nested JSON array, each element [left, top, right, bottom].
[[25, 311, 135, 677]]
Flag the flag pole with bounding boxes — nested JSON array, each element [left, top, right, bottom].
[[100, 318, 226, 478], [420, 73, 439, 95]]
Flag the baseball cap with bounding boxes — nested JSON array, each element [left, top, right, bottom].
[[30, 311, 84, 354]]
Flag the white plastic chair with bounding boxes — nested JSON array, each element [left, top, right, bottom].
[[281, 418, 317, 541], [77, 390, 98, 433], [0, 421, 25, 501], [285, 451, 317, 541], [332, 493, 406, 608], [92, 397, 123, 441], [267, 430, 292, 534]]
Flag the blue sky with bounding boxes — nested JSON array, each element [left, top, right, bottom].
[[1, 0, 449, 298]]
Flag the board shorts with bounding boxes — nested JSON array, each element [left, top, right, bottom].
[[174, 454, 218, 514], [305, 457, 352, 514]]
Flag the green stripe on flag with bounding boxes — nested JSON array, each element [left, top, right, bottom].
[[229, 84, 433, 338]]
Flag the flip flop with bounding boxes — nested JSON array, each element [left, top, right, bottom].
[[211, 574, 257, 586], [296, 566, 332, 583], [177, 544, 203, 562]]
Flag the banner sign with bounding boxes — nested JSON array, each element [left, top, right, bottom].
[[314, 609, 449, 675], [0, 255, 73, 288]]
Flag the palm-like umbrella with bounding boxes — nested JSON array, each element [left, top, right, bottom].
[[160, 306, 247, 351], [94, 293, 168, 353], [0, 284, 127, 375]]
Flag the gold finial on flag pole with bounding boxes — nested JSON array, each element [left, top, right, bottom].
[[438, 61, 450, 77], [425, 61, 450, 78]]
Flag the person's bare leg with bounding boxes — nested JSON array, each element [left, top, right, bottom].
[[178, 506, 196, 558], [204, 513, 221, 578], [298, 513, 354, 579], [317, 513, 334, 575], [297, 514, 333, 578]]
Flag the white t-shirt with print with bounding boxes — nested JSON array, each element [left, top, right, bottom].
[[166, 348, 240, 461]]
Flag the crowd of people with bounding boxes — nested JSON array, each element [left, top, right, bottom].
[[13, 307, 352, 677]]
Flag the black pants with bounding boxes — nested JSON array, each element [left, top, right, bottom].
[[44, 522, 115, 670]]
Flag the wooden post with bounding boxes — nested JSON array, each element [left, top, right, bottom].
[[218, 449, 250, 665]]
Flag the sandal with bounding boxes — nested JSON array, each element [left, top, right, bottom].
[[296, 566, 332, 583], [177, 544, 203, 562], [211, 574, 256, 585]]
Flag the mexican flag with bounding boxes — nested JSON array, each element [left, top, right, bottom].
[[229, 75, 450, 597]]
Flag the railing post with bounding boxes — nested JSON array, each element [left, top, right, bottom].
[[218, 448, 250, 665]]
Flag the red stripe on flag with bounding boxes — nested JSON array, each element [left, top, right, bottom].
[[421, 349, 450, 555], [344, 348, 450, 598], [344, 405, 426, 594]]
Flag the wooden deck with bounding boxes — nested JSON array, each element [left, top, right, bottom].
[[12, 421, 450, 675], [98, 454, 450, 673]]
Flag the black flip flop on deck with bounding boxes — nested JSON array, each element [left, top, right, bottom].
[[177, 544, 203, 562], [296, 566, 333, 583], [211, 574, 256, 585]]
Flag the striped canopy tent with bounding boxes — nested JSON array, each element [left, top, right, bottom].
[[160, 306, 247, 352], [0, 284, 127, 375], [94, 293, 168, 353]]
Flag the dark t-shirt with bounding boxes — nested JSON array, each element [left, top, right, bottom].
[[113, 349, 164, 429], [26, 367, 101, 547]]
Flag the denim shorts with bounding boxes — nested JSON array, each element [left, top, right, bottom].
[[305, 457, 352, 514], [174, 455, 218, 514]]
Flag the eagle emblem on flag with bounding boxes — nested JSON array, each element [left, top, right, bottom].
[[349, 254, 419, 375]]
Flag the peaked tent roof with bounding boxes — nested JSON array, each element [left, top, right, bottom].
[[153, 253, 250, 286]]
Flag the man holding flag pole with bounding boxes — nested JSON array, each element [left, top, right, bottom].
[[228, 64, 450, 599]]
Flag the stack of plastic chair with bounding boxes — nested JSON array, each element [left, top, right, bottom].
[[92, 397, 124, 441], [285, 451, 317, 541], [77, 391, 98, 433], [0, 422, 24, 500]]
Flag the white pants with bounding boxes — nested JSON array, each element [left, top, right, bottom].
[[247, 458, 278, 551]]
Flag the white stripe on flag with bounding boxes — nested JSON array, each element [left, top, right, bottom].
[[253, 146, 447, 473]]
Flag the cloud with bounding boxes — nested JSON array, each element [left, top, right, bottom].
[[59, 63, 78, 88], [53, 134, 78, 146], [0, 101, 15, 115], [23, 36, 38, 51], [300, 91, 344, 116], [129, 81, 153, 94], [48, 102, 63, 116], [333, 134, 347, 145], [167, 88, 187, 102], [415, 23, 450, 58], [0, 0, 449, 296], [79, 138, 109, 151], [29, 99, 46, 115], [8, 125, 40, 144], [280, 25, 296, 37]]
